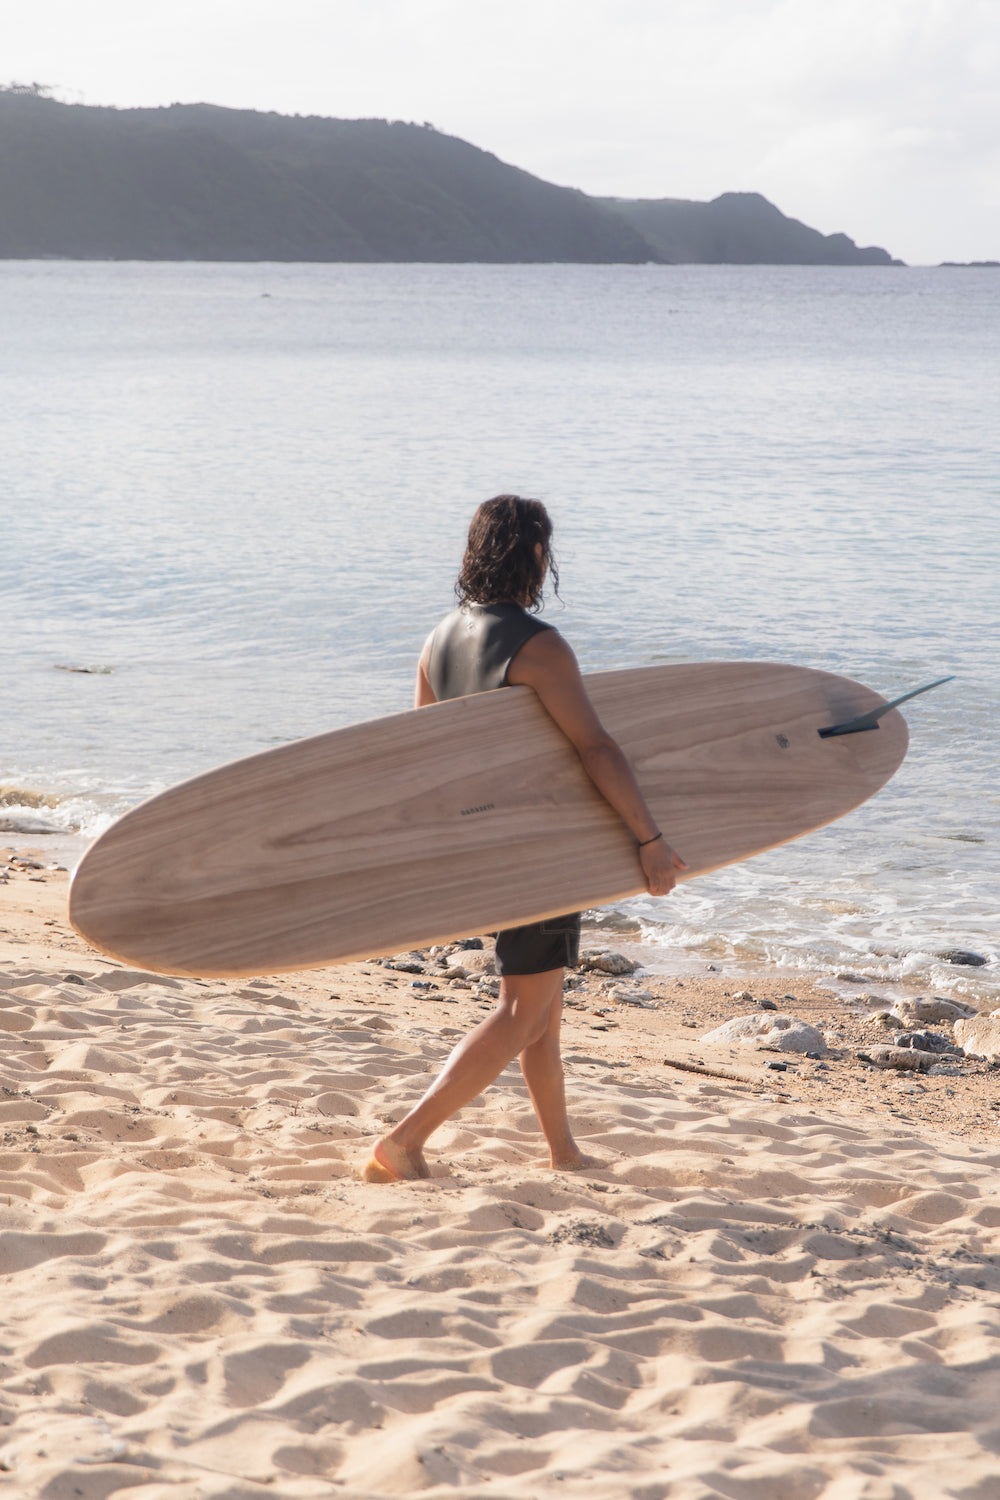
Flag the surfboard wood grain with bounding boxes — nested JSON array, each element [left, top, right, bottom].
[[68, 662, 908, 977]]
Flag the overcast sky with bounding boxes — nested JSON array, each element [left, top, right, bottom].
[[7, 0, 998, 264]]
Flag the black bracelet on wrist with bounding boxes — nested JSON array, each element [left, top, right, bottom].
[[637, 832, 663, 848]]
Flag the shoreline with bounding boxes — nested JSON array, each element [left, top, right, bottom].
[[4, 838, 999, 1144]]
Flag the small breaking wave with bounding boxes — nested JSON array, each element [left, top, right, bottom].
[[0, 779, 148, 844]]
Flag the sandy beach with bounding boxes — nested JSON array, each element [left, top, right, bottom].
[[2, 842, 999, 1499]]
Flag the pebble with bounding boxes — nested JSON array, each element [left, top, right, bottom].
[[866, 1011, 903, 1031], [608, 987, 656, 1008]]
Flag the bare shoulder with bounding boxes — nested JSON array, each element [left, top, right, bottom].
[[507, 625, 608, 746], [506, 625, 579, 686]]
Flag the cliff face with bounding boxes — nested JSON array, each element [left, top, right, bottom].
[[601, 192, 901, 266], [0, 91, 901, 265]]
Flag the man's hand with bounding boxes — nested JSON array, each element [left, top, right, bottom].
[[639, 837, 687, 896]]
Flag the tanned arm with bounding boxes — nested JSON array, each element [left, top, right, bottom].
[[506, 629, 686, 896], [415, 638, 436, 708]]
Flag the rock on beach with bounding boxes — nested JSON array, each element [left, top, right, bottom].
[[955, 1013, 1000, 1061], [893, 995, 978, 1025], [578, 950, 639, 976], [700, 1013, 828, 1055], [859, 1045, 942, 1072], [935, 949, 988, 967]]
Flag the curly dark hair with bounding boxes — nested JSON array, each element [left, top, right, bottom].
[[455, 495, 558, 611]]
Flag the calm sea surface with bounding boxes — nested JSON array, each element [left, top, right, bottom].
[[3, 262, 998, 996]]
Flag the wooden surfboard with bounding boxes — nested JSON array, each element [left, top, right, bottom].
[[69, 662, 911, 978]]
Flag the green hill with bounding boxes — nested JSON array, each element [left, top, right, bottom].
[[0, 90, 901, 265], [0, 91, 653, 262]]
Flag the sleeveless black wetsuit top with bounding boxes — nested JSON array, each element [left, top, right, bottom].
[[425, 602, 552, 702]]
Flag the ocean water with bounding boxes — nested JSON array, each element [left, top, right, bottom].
[[3, 261, 998, 997]]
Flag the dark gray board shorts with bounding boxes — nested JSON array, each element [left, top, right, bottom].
[[493, 913, 581, 976]]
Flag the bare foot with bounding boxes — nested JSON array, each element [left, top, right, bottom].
[[546, 1150, 600, 1173], [361, 1136, 429, 1183]]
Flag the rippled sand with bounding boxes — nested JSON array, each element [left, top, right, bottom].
[[1, 862, 999, 1498]]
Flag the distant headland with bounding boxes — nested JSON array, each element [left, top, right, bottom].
[[0, 88, 903, 266]]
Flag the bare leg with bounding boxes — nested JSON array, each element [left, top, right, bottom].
[[362, 969, 563, 1181], [518, 983, 590, 1169]]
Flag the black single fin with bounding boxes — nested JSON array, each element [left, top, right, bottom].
[[818, 676, 955, 739]]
